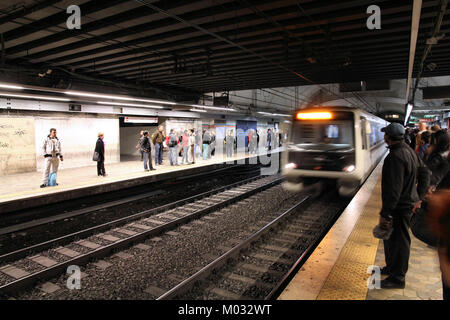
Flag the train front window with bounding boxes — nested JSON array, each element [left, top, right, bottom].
[[290, 120, 355, 152]]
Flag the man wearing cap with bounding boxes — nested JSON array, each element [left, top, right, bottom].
[[378, 122, 429, 289]]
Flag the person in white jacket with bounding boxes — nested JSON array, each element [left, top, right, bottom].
[[41, 128, 64, 188]]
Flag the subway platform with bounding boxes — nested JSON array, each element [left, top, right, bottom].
[[0, 148, 281, 214], [278, 159, 443, 301]]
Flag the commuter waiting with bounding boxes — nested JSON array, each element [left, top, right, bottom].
[[375, 122, 429, 289], [181, 130, 190, 164], [141, 131, 155, 171], [202, 130, 211, 160], [152, 125, 165, 165], [225, 130, 234, 158], [94, 132, 106, 176], [168, 129, 179, 166], [189, 129, 195, 164], [40, 128, 64, 188], [136, 130, 144, 161]]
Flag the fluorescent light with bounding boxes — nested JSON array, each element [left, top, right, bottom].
[[192, 104, 236, 112], [0, 83, 24, 90], [190, 108, 207, 113], [65, 90, 177, 105], [97, 101, 164, 109], [0, 92, 70, 101], [258, 111, 291, 117]]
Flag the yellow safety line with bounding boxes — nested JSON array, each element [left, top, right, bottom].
[[317, 178, 382, 300]]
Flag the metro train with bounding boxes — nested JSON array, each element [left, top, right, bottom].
[[282, 106, 388, 197]]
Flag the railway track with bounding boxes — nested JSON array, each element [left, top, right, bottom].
[[155, 192, 348, 300], [0, 175, 283, 296], [0, 164, 265, 256]]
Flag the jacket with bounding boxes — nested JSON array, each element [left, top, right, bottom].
[[380, 141, 430, 218], [94, 138, 105, 161], [141, 136, 151, 152], [42, 135, 62, 157], [152, 130, 165, 144]]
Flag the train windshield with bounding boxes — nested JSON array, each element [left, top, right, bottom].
[[290, 119, 355, 152]]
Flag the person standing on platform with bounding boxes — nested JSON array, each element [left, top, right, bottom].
[[95, 132, 106, 176], [168, 129, 179, 166], [142, 131, 155, 171], [152, 125, 165, 165], [202, 130, 211, 160], [225, 130, 234, 158], [377, 122, 429, 289], [210, 131, 216, 158], [195, 130, 202, 159], [40, 128, 63, 188], [181, 130, 190, 164], [136, 130, 144, 161], [189, 129, 195, 164]]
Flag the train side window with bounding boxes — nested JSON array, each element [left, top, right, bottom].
[[360, 117, 367, 150]]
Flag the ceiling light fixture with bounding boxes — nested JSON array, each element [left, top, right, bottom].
[[191, 104, 236, 112], [0, 92, 70, 101], [97, 101, 164, 109], [65, 90, 176, 105], [258, 111, 291, 117], [0, 84, 25, 90]]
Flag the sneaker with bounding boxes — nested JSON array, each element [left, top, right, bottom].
[[40, 184, 46, 188], [380, 277, 405, 289]]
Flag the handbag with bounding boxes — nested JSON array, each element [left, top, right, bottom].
[[93, 151, 100, 162], [410, 201, 438, 247]]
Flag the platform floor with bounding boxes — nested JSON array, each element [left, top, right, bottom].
[[0, 148, 280, 205], [279, 159, 443, 300]]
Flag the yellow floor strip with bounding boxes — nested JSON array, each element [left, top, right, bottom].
[[317, 179, 382, 300]]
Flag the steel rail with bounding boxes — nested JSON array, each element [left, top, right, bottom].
[[156, 195, 310, 300], [0, 176, 283, 295]]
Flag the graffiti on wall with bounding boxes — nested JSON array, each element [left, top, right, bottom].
[[0, 117, 36, 176]]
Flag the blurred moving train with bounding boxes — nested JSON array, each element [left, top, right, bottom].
[[282, 106, 388, 197]]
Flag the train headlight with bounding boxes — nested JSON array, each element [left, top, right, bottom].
[[343, 165, 355, 172], [285, 163, 297, 169]]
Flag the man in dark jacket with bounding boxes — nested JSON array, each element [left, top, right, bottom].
[[95, 132, 106, 176], [378, 122, 429, 289], [142, 131, 155, 171]]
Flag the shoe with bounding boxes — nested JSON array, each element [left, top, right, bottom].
[[380, 266, 390, 275], [40, 184, 46, 188], [145, 169, 150, 171], [150, 168, 156, 171], [55, 183, 59, 186], [372, 266, 390, 275], [380, 277, 405, 289], [103, 174, 108, 177]]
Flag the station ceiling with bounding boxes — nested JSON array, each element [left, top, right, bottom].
[[0, 0, 449, 101]]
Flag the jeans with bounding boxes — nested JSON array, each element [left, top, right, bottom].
[[203, 144, 209, 160], [182, 146, 189, 164], [195, 144, 201, 158], [169, 147, 178, 165], [97, 160, 105, 175], [226, 144, 233, 157], [143, 152, 153, 170], [383, 210, 412, 282], [155, 143, 163, 164]]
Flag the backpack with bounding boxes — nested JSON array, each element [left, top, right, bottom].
[[48, 172, 57, 186], [168, 134, 177, 147]]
